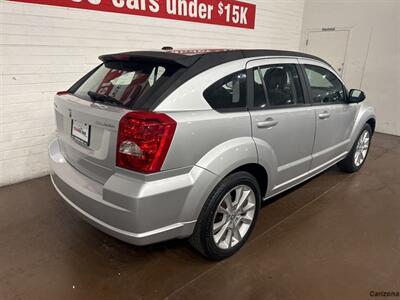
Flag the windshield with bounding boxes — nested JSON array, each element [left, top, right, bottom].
[[73, 61, 177, 108]]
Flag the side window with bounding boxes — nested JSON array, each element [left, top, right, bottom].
[[254, 64, 304, 108], [203, 71, 247, 110], [304, 65, 346, 104]]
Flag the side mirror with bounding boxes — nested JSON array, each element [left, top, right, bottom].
[[349, 89, 366, 103]]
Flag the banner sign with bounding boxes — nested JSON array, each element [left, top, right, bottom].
[[8, 0, 256, 29]]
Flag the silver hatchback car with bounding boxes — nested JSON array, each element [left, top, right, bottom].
[[49, 49, 376, 260]]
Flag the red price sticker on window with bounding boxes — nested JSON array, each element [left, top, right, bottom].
[[7, 0, 256, 29]]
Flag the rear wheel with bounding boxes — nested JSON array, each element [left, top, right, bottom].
[[338, 123, 372, 173], [189, 171, 261, 260]]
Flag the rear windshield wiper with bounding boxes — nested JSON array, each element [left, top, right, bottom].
[[87, 91, 123, 107]]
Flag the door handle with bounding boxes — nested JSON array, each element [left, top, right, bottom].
[[318, 111, 331, 120], [256, 118, 279, 129]]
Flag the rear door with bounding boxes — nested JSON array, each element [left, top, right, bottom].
[[247, 58, 316, 194], [299, 60, 357, 169]]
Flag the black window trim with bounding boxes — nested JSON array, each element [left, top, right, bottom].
[[256, 66, 270, 107], [246, 67, 254, 110], [247, 62, 310, 111], [300, 63, 349, 106]]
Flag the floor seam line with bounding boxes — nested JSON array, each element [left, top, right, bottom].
[[163, 262, 224, 299], [245, 173, 354, 246]]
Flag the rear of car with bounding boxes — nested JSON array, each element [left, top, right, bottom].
[[49, 51, 225, 245]]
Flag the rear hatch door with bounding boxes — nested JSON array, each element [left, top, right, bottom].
[[55, 94, 128, 184], [54, 58, 183, 184]]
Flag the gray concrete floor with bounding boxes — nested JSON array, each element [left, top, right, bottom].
[[0, 133, 399, 300]]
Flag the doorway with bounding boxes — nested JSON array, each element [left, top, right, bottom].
[[304, 29, 350, 76]]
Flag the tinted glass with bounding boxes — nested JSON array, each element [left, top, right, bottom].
[[203, 71, 247, 110], [253, 68, 267, 108], [254, 64, 304, 108], [73, 62, 174, 108], [304, 65, 346, 104]]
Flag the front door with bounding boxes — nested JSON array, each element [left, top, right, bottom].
[[300, 61, 357, 169], [247, 58, 316, 194]]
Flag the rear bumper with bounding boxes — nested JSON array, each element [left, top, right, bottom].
[[48, 138, 218, 246]]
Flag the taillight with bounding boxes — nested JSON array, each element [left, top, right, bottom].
[[116, 111, 177, 173]]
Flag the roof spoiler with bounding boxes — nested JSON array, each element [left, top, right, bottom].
[[99, 51, 201, 68]]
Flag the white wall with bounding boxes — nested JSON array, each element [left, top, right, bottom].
[[0, 0, 305, 186], [301, 0, 400, 136]]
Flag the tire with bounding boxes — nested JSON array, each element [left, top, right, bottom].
[[189, 171, 261, 260], [338, 123, 372, 173]]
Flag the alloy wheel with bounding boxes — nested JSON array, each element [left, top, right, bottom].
[[354, 130, 370, 167], [212, 185, 256, 250]]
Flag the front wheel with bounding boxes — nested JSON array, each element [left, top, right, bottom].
[[189, 171, 261, 260], [338, 123, 372, 173]]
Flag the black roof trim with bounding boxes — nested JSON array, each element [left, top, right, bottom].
[[240, 49, 330, 66], [99, 49, 331, 69], [99, 51, 201, 67]]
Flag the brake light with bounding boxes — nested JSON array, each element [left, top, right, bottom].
[[116, 111, 177, 173], [56, 91, 69, 96]]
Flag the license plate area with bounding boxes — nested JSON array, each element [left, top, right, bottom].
[[71, 119, 91, 146]]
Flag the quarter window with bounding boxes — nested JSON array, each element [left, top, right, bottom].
[[254, 64, 304, 108], [304, 65, 346, 104], [203, 71, 247, 110]]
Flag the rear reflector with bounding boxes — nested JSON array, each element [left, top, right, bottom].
[[116, 111, 177, 173]]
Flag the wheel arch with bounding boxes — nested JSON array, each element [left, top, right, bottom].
[[366, 117, 376, 134], [195, 137, 259, 178], [349, 105, 376, 148], [226, 163, 268, 199], [190, 137, 272, 221]]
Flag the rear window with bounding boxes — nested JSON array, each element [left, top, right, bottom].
[[73, 61, 178, 108]]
